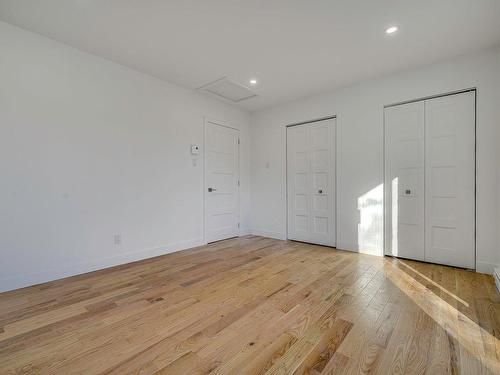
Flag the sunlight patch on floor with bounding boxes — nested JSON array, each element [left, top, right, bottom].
[[386, 261, 499, 374]]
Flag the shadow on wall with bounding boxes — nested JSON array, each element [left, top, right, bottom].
[[357, 183, 383, 256]]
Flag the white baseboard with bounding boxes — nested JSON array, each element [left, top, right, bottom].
[[250, 229, 286, 240], [339, 244, 495, 272], [238, 226, 251, 236], [335, 242, 357, 252], [0, 237, 204, 293], [3, 235, 495, 294], [335, 242, 384, 257], [475, 261, 496, 275], [494, 267, 500, 293]]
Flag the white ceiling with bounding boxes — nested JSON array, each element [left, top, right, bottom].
[[1, 0, 500, 112]]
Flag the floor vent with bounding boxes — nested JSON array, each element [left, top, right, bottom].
[[197, 77, 257, 103]]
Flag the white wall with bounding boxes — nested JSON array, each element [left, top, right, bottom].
[[497, 46, 500, 275], [250, 47, 500, 274], [0, 22, 251, 292]]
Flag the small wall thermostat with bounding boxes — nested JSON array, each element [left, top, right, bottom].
[[191, 145, 200, 155]]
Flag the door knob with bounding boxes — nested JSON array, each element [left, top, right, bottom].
[[318, 189, 323, 194], [208, 187, 217, 192]]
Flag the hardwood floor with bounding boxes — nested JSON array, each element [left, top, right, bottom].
[[0, 236, 499, 374]]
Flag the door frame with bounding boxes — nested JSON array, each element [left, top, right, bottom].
[[285, 115, 338, 247], [203, 117, 241, 244], [382, 88, 477, 269]]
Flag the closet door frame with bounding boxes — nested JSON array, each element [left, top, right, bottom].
[[383, 88, 476, 269], [286, 115, 337, 247]]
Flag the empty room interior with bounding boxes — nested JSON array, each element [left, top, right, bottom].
[[1, 1, 500, 374]]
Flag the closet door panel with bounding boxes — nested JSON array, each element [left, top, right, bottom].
[[384, 102, 425, 261], [424, 92, 475, 268], [309, 120, 335, 246], [287, 125, 311, 242]]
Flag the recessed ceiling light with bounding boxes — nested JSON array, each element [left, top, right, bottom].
[[249, 79, 258, 85], [385, 26, 398, 34]]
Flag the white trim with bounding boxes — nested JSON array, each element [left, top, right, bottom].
[[384, 88, 476, 108], [475, 261, 497, 275], [204, 117, 240, 132], [203, 117, 241, 244], [238, 226, 251, 236], [336, 242, 376, 257], [251, 229, 286, 240], [493, 267, 500, 293], [336, 242, 381, 256], [336, 242, 357, 252], [0, 237, 205, 293], [335, 117, 340, 253]]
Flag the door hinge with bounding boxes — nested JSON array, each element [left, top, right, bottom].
[[238, 138, 240, 145], [238, 223, 240, 228], [238, 179, 240, 186]]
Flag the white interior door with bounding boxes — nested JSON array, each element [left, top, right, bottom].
[[287, 118, 336, 247], [205, 121, 239, 243], [424, 92, 475, 268], [384, 102, 425, 261]]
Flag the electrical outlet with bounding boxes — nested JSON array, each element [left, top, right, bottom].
[[113, 234, 122, 245]]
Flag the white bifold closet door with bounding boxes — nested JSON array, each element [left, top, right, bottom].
[[385, 91, 475, 269], [287, 118, 336, 247]]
